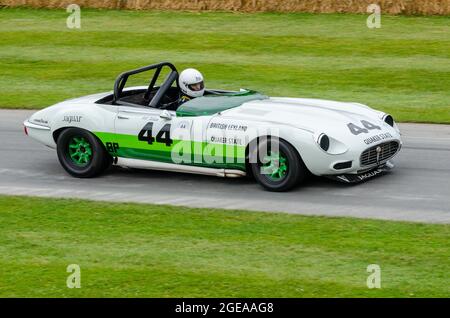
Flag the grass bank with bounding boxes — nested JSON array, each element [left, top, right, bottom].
[[0, 195, 448, 297]]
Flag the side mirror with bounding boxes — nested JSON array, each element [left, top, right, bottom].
[[160, 110, 172, 120]]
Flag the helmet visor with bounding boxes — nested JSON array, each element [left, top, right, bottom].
[[188, 81, 204, 92]]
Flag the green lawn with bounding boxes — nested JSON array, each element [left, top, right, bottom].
[[0, 8, 449, 123], [0, 195, 448, 297]]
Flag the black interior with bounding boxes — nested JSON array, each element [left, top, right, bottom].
[[96, 87, 224, 110], [96, 86, 181, 110]]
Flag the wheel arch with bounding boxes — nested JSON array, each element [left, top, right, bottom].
[[53, 126, 95, 143], [53, 126, 111, 157], [53, 126, 68, 143]]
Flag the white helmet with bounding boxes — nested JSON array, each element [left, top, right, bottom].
[[179, 68, 205, 98]]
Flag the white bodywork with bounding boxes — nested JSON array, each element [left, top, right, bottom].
[[24, 87, 402, 178]]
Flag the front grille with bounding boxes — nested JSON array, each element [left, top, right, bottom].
[[360, 141, 400, 167]]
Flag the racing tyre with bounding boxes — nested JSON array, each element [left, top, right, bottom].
[[57, 128, 109, 178], [250, 138, 306, 192]]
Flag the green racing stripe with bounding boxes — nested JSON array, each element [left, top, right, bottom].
[[94, 132, 247, 170]]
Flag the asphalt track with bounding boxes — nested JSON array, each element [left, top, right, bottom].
[[1, 110, 449, 224]]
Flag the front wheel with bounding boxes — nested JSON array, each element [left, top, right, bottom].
[[250, 138, 307, 192], [57, 128, 109, 178]]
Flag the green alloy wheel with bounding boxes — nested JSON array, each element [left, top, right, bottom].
[[68, 137, 93, 167], [250, 138, 307, 192], [260, 152, 288, 181], [57, 128, 110, 178]]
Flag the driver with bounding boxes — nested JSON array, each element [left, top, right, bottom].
[[178, 68, 205, 105]]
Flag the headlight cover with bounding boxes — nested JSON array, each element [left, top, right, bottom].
[[382, 113, 400, 133], [315, 133, 348, 155], [383, 114, 394, 127], [318, 134, 330, 151]]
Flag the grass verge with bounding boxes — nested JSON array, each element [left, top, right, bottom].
[[0, 195, 448, 297]]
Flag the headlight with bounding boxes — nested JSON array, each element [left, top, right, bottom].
[[318, 134, 330, 151], [382, 113, 400, 133], [383, 114, 394, 127]]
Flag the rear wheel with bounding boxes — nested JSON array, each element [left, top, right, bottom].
[[250, 138, 306, 192], [57, 128, 109, 178]]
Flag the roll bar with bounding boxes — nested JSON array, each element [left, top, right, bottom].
[[113, 62, 178, 107]]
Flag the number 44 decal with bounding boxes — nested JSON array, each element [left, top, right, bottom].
[[138, 122, 173, 146], [347, 120, 381, 135]]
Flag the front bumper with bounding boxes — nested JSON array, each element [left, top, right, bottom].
[[324, 161, 394, 183]]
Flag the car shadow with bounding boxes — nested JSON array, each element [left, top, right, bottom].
[[101, 166, 353, 191]]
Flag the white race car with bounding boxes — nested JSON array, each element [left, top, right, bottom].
[[24, 62, 402, 191]]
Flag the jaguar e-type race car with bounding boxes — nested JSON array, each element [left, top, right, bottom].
[[24, 62, 402, 191]]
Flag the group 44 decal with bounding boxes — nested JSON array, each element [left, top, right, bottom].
[[138, 122, 173, 146], [347, 120, 381, 135], [104, 122, 174, 154]]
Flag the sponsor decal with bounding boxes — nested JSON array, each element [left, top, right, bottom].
[[209, 122, 247, 132], [210, 136, 243, 145], [357, 169, 382, 181], [364, 132, 393, 145], [142, 115, 159, 121], [33, 118, 48, 125], [63, 115, 82, 123], [210, 122, 227, 129], [228, 124, 248, 132], [177, 121, 190, 129]]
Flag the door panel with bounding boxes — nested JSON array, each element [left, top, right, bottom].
[[110, 106, 246, 171], [113, 106, 174, 163], [112, 106, 204, 166]]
